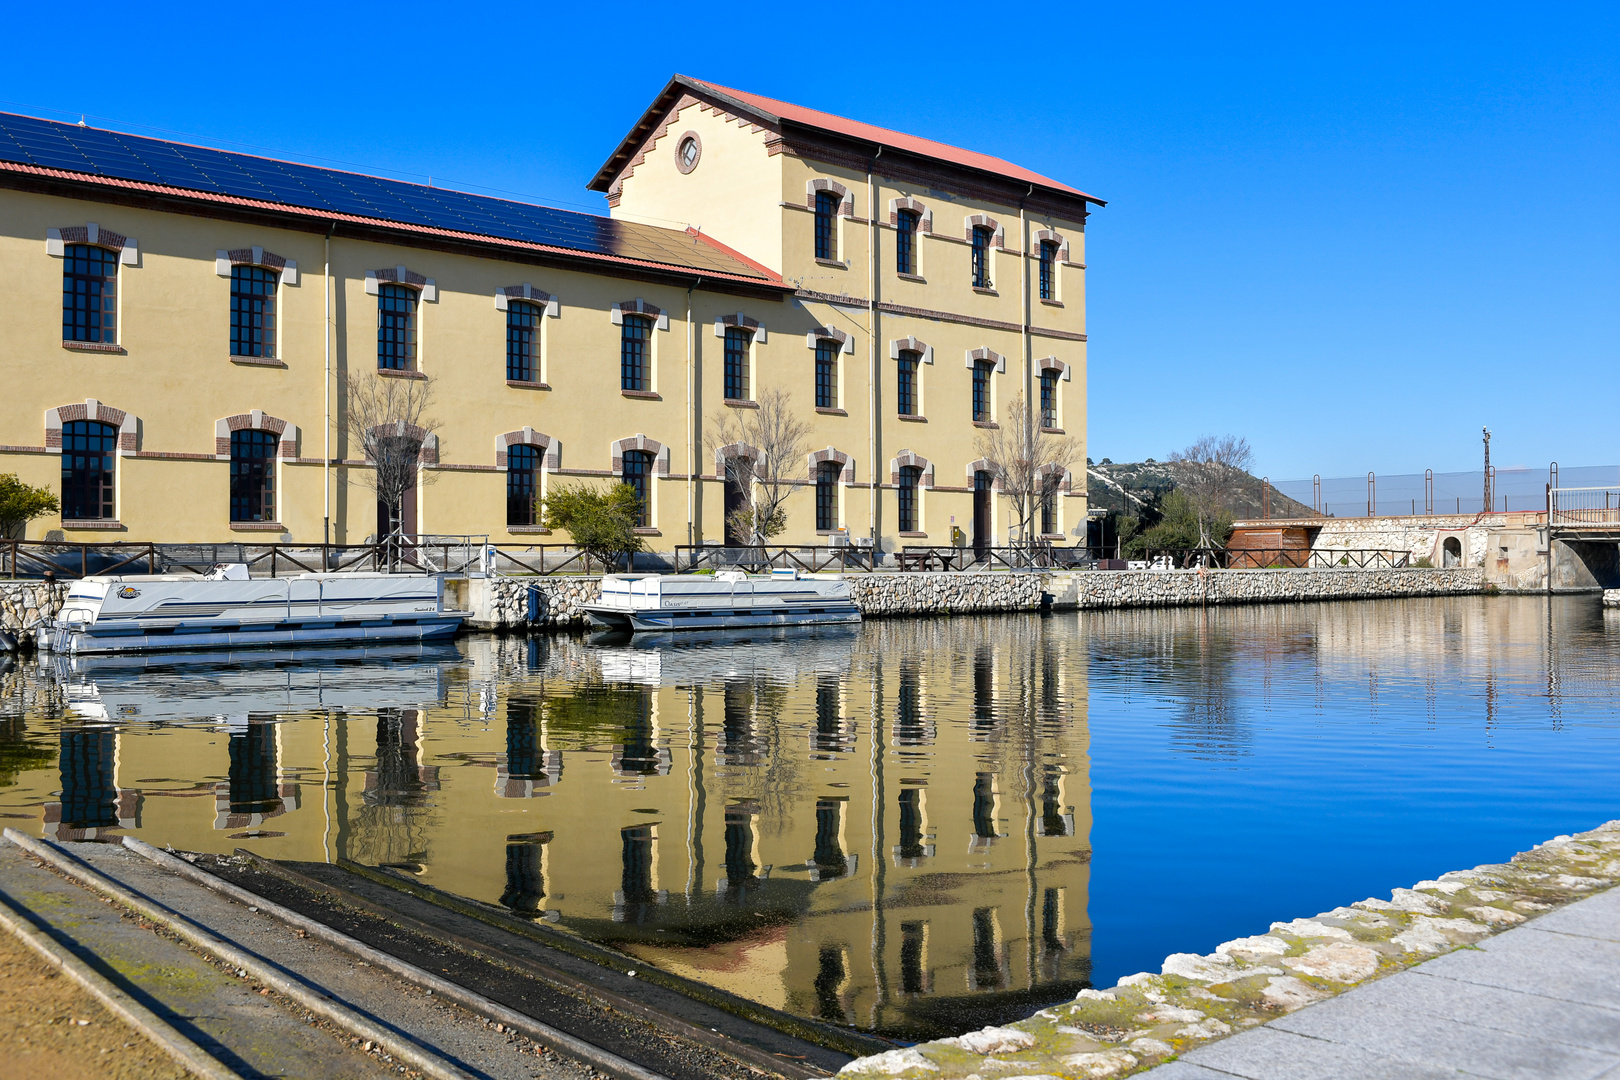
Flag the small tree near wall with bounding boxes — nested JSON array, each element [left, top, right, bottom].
[[540, 482, 646, 571], [0, 474, 59, 539], [343, 370, 438, 542], [707, 388, 812, 545], [974, 394, 1081, 547]]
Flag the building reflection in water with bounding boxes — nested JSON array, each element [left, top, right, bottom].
[[45, 727, 139, 840], [500, 831, 552, 916], [94, 622, 1092, 1040], [497, 695, 561, 798]]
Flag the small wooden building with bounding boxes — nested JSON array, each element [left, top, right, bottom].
[[1226, 525, 1317, 568]]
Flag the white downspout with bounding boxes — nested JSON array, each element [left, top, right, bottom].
[[868, 147, 882, 554], [686, 278, 701, 551], [323, 225, 333, 546]]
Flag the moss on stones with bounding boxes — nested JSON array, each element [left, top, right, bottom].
[[831, 819, 1620, 1079]]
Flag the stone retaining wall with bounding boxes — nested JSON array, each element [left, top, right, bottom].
[[465, 576, 603, 631], [468, 568, 1486, 632], [1051, 567, 1485, 610], [845, 572, 1046, 617], [0, 582, 65, 646]]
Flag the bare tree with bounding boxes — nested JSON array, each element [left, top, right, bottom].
[[973, 394, 1081, 548], [707, 388, 812, 545], [1169, 434, 1253, 549], [343, 370, 438, 542]]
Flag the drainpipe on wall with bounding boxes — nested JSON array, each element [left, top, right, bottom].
[[868, 147, 882, 555], [323, 224, 334, 547], [687, 277, 702, 550], [1020, 187, 1033, 435]]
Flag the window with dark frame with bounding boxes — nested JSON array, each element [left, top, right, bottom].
[[724, 326, 752, 400], [971, 225, 993, 289], [816, 461, 840, 531], [896, 209, 919, 275], [1040, 371, 1058, 428], [62, 244, 118, 343], [897, 465, 922, 532], [377, 283, 417, 370], [229, 429, 278, 523], [814, 190, 840, 260], [230, 265, 278, 358], [815, 338, 839, 409], [61, 419, 116, 521], [621, 313, 651, 391], [507, 443, 541, 527], [1039, 240, 1058, 300], [506, 299, 542, 382], [897, 349, 919, 416], [972, 360, 993, 422], [1041, 475, 1058, 535], [621, 449, 653, 527]]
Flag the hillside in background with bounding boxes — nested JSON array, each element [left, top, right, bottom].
[[1085, 459, 1314, 520]]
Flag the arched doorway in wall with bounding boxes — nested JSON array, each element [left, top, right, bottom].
[[972, 471, 993, 561], [1443, 536, 1462, 567]]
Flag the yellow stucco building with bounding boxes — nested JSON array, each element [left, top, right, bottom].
[[0, 77, 1100, 552]]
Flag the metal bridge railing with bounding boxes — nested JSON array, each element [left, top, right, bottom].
[[1549, 487, 1620, 529]]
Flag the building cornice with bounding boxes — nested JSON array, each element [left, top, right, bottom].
[[0, 162, 793, 302]]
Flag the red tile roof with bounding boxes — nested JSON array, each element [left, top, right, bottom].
[[591, 76, 1103, 208], [683, 77, 1103, 205]]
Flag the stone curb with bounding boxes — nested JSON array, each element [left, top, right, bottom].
[[0, 874, 244, 1080], [2, 828, 481, 1080], [831, 819, 1620, 1079]]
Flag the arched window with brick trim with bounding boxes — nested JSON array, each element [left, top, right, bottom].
[[1038, 240, 1059, 301], [815, 338, 840, 409], [971, 226, 994, 289], [622, 449, 654, 528], [230, 429, 278, 523], [816, 461, 842, 531], [897, 466, 923, 533], [61, 420, 117, 521], [378, 283, 417, 370], [507, 444, 542, 527], [507, 300, 543, 382], [621, 314, 652, 391], [63, 245, 119, 344]]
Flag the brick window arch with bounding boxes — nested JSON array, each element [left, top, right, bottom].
[[48, 222, 138, 348], [807, 447, 856, 484], [46, 400, 140, 525], [889, 450, 935, 489]]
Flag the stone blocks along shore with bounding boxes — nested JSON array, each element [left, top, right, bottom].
[[832, 820, 1620, 1080]]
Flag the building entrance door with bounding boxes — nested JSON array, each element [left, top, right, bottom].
[[973, 471, 992, 561], [724, 475, 749, 546]]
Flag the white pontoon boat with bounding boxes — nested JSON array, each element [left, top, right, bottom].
[[582, 570, 861, 633], [39, 565, 469, 655]]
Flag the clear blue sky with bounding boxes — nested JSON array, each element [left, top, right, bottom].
[[5, 2, 1614, 480]]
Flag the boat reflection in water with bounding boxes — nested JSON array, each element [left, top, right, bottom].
[[14, 620, 1092, 1039]]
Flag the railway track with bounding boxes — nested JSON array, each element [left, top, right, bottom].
[[0, 828, 881, 1080]]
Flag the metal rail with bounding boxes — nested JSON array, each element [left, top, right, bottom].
[[1147, 548, 1412, 570], [1548, 486, 1620, 529], [675, 545, 878, 573]]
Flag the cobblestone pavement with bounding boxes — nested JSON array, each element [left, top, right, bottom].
[[1150, 882, 1620, 1079]]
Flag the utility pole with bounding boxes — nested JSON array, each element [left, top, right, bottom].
[[1482, 427, 1492, 513]]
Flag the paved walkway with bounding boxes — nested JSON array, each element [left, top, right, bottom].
[[1149, 883, 1620, 1079]]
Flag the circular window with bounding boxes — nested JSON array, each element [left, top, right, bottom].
[[674, 132, 702, 174]]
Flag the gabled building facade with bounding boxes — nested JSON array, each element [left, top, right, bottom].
[[0, 77, 1100, 550]]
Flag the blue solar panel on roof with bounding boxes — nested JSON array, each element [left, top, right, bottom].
[[0, 111, 774, 281]]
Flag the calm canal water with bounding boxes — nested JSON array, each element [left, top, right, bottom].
[[2, 595, 1618, 1039]]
